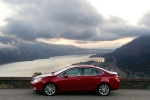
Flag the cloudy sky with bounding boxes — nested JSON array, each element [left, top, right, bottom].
[[0, 0, 150, 49]]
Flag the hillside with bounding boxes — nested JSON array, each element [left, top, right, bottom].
[[108, 35, 150, 77], [0, 36, 113, 65]]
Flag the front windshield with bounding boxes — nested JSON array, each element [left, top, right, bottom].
[[53, 66, 70, 75]]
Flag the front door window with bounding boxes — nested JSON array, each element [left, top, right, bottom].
[[66, 68, 81, 77]]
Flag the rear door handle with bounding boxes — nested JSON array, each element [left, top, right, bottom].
[[94, 77, 99, 79]]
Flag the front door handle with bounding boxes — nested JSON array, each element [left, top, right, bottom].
[[76, 78, 80, 80]]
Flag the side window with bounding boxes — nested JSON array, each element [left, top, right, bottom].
[[95, 69, 103, 75], [83, 68, 97, 75], [66, 68, 81, 77], [83, 68, 103, 75], [58, 72, 64, 78]]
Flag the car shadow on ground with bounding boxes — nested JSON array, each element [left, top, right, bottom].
[[33, 91, 119, 97]]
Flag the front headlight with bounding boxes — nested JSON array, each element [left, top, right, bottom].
[[32, 78, 42, 83]]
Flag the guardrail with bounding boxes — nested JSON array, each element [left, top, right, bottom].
[[0, 77, 31, 89], [120, 78, 150, 89], [0, 77, 150, 89]]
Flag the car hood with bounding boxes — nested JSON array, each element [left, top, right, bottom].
[[34, 73, 54, 78]]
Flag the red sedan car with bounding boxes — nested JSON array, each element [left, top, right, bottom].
[[31, 65, 120, 96]]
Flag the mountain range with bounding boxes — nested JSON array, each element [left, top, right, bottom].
[[107, 35, 150, 77], [0, 36, 113, 65]]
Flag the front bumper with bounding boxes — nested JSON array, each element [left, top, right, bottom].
[[31, 82, 44, 91]]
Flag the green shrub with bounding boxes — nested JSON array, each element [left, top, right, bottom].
[[32, 72, 42, 77]]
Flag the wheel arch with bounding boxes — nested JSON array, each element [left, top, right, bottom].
[[97, 82, 112, 90], [43, 82, 59, 92]]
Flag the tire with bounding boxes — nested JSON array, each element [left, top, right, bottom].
[[44, 83, 57, 96], [97, 83, 110, 96]]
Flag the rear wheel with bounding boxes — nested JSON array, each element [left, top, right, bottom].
[[44, 83, 57, 96], [98, 83, 110, 96]]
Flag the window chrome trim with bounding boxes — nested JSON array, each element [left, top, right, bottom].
[[57, 67, 104, 78]]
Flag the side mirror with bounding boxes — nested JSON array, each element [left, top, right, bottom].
[[63, 72, 68, 78]]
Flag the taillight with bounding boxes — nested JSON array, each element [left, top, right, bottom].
[[114, 76, 120, 81]]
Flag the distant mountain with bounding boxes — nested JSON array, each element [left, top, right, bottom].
[[0, 36, 113, 65], [107, 35, 150, 77]]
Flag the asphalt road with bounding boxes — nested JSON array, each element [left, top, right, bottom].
[[0, 89, 150, 100]]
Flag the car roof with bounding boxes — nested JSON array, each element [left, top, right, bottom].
[[53, 64, 110, 75], [69, 64, 110, 72], [70, 64, 101, 69]]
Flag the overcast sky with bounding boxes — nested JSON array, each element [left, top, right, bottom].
[[0, 0, 150, 49]]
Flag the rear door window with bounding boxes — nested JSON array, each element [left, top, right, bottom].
[[82, 68, 103, 76]]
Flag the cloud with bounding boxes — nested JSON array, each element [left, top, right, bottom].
[[1, 18, 36, 41], [138, 11, 150, 27], [1, 0, 150, 42], [1, 0, 103, 41], [0, 36, 17, 49], [0, 42, 15, 49]]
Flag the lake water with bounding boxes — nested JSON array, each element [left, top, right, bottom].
[[0, 54, 104, 77]]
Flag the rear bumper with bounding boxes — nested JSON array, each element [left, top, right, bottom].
[[110, 80, 120, 90], [111, 85, 120, 90]]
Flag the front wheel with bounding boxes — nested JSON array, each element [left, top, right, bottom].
[[44, 83, 57, 96], [98, 84, 110, 96]]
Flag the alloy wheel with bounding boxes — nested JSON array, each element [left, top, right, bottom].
[[98, 84, 110, 96], [44, 83, 57, 96]]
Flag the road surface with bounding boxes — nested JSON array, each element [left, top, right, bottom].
[[0, 89, 149, 100]]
